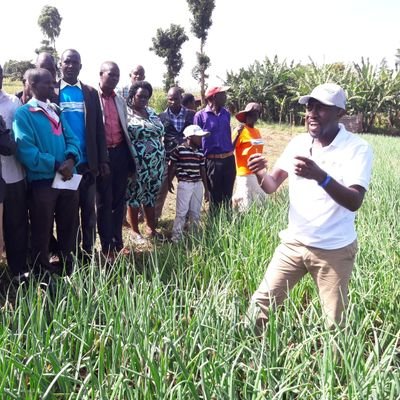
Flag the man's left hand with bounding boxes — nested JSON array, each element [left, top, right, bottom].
[[99, 162, 111, 177], [294, 156, 326, 183]]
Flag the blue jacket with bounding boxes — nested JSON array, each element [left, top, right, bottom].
[[13, 99, 81, 182]]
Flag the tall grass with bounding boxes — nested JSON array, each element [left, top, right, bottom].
[[0, 135, 399, 399]]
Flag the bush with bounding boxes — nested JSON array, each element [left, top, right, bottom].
[[149, 87, 168, 113], [226, 56, 400, 133]]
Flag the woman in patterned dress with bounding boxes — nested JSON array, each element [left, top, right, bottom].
[[126, 81, 165, 241]]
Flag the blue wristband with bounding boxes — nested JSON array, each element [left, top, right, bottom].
[[319, 174, 331, 188]]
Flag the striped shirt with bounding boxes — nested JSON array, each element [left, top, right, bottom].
[[59, 80, 86, 163], [170, 144, 205, 182]]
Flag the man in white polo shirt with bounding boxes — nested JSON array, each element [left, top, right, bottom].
[[247, 83, 373, 331]]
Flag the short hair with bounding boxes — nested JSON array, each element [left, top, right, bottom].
[[182, 93, 195, 106], [127, 81, 153, 106], [100, 61, 119, 74], [27, 68, 51, 86], [130, 65, 145, 75], [36, 52, 56, 66], [168, 86, 184, 96], [61, 49, 81, 62]]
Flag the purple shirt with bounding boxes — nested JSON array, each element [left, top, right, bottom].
[[194, 105, 233, 156]]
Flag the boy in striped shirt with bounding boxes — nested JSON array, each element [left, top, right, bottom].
[[168, 125, 209, 242]]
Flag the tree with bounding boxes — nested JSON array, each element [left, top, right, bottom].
[[186, 0, 215, 104], [38, 5, 62, 50], [35, 39, 57, 57], [3, 60, 35, 81], [150, 24, 188, 92], [395, 48, 400, 72]]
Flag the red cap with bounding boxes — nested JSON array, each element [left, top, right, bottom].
[[205, 85, 230, 99]]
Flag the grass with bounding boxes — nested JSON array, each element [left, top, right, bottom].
[[2, 79, 22, 96], [0, 129, 399, 399]]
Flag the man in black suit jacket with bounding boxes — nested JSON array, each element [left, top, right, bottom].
[[56, 49, 109, 259], [155, 87, 195, 221]]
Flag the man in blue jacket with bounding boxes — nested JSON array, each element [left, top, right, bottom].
[[14, 68, 81, 275]]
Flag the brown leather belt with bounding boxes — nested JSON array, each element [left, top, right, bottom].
[[206, 151, 234, 160]]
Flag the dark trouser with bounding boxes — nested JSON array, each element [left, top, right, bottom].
[[206, 155, 236, 210], [29, 183, 79, 271], [77, 165, 97, 254], [3, 179, 29, 275], [96, 143, 131, 252]]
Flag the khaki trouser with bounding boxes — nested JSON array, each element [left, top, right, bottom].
[[248, 239, 358, 328]]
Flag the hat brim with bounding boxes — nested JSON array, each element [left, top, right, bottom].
[[186, 131, 210, 138], [235, 111, 247, 123], [298, 95, 338, 107], [205, 85, 231, 99]]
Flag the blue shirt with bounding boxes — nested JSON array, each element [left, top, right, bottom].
[[60, 84, 87, 163], [193, 105, 232, 156]]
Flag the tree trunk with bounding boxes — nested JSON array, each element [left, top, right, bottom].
[[200, 39, 206, 105]]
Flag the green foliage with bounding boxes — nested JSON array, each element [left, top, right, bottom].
[[35, 40, 58, 60], [37, 5, 62, 48], [226, 56, 400, 132], [192, 52, 210, 89], [149, 88, 168, 114], [1, 78, 22, 95], [349, 59, 400, 132], [0, 134, 399, 398], [186, 0, 215, 104], [150, 24, 188, 92], [227, 56, 301, 125], [395, 49, 400, 72], [3, 60, 35, 81], [186, 0, 215, 41]]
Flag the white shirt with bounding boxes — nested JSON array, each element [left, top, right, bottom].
[[0, 90, 25, 183], [35, 99, 60, 123], [275, 124, 373, 249], [60, 79, 82, 90]]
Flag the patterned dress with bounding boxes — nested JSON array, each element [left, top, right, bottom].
[[126, 107, 165, 208]]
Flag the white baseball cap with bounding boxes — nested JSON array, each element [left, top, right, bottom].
[[298, 83, 346, 110], [183, 124, 209, 138]]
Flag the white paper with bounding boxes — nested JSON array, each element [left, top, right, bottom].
[[51, 172, 82, 190]]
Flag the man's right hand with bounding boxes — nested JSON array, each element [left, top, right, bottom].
[[168, 181, 175, 194], [248, 153, 268, 175], [58, 159, 75, 181]]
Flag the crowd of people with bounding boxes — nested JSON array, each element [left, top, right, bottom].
[[0, 49, 252, 278], [1, 49, 373, 330]]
